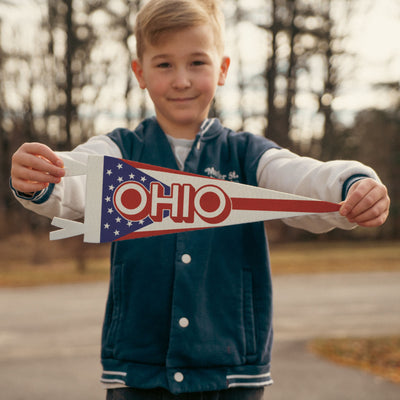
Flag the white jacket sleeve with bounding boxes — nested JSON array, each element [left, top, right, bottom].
[[256, 148, 381, 233], [11, 135, 122, 220]]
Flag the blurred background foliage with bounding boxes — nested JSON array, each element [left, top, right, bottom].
[[0, 0, 398, 245]]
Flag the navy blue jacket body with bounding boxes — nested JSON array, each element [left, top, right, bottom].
[[101, 117, 279, 394]]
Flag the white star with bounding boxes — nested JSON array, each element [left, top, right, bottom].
[[127, 221, 133, 227], [117, 177, 123, 183], [105, 196, 111, 202], [109, 185, 115, 191], [140, 176, 146, 182], [139, 220, 144, 225], [117, 163, 123, 170], [115, 217, 121, 223], [104, 223, 110, 229], [114, 230, 120, 236], [106, 169, 112, 176], [108, 208, 113, 214], [129, 173, 135, 179]]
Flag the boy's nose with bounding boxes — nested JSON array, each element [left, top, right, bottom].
[[172, 71, 191, 90]]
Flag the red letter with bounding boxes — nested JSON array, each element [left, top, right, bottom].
[[114, 182, 150, 221], [150, 182, 180, 222], [194, 185, 231, 224]]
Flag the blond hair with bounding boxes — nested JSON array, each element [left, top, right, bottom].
[[135, 0, 225, 60]]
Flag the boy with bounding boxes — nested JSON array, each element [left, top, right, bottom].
[[10, 0, 390, 399]]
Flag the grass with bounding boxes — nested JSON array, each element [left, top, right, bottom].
[[0, 258, 110, 287], [0, 233, 110, 287], [309, 336, 400, 385], [0, 235, 399, 286], [269, 240, 400, 275]]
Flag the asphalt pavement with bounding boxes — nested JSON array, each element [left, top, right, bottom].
[[268, 271, 400, 400], [0, 271, 399, 400]]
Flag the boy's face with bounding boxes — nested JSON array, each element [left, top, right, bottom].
[[132, 25, 230, 139]]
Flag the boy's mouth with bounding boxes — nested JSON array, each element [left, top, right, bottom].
[[168, 96, 198, 102]]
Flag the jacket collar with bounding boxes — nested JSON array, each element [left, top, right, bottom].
[[198, 118, 224, 141], [148, 116, 224, 142]]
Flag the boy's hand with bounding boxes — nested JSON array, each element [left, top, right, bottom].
[[11, 143, 65, 194], [339, 178, 390, 227]]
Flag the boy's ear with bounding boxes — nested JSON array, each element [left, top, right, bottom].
[[132, 60, 146, 89], [218, 56, 230, 86]]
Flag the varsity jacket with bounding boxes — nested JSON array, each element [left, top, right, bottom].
[[11, 117, 379, 394]]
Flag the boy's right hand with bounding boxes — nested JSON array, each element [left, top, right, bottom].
[[11, 143, 65, 195]]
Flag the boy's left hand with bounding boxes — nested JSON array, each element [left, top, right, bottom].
[[339, 178, 390, 227]]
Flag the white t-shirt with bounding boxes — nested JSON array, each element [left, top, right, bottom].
[[165, 135, 194, 170]]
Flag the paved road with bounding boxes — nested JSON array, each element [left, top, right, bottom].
[[0, 272, 399, 399], [273, 271, 400, 340], [269, 271, 400, 400]]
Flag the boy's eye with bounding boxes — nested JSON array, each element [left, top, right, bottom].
[[192, 60, 206, 66], [157, 62, 171, 69]]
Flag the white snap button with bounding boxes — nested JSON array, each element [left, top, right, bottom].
[[174, 372, 184, 382], [181, 254, 191, 264], [179, 317, 189, 328]]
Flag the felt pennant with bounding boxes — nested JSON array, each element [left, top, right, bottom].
[[50, 155, 340, 243]]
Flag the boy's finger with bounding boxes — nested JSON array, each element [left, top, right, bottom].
[[349, 207, 389, 227], [339, 188, 366, 216], [346, 196, 389, 224], [339, 178, 381, 217], [342, 185, 381, 218], [22, 153, 65, 177], [11, 161, 63, 194], [24, 142, 64, 168], [12, 179, 50, 194], [22, 167, 63, 184]]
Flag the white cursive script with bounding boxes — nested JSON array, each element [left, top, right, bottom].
[[204, 167, 239, 182]]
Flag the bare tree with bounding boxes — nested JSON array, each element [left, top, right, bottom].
[[350, 79, 400, 239], [45, 0, 110, 149], [0, 17, 8, 229], [262, 0, 280, 143], [105, 0, 147, 128]]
